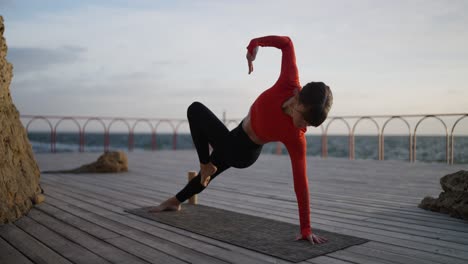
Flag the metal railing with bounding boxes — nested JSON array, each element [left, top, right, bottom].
[[22, 115, 187, 152], [21, 113, 468, 164]]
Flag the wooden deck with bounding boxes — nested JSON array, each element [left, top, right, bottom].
[[1, 150, 468, 264]]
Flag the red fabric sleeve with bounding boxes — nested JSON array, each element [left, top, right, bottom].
[[284, 137, 311, 237], [246, 36, 299, 86]]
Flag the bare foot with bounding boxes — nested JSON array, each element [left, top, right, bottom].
[[200, 162, 217, 187], [148, 197, 181, 213]]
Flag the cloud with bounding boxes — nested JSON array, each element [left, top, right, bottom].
[[7, 45, 86, 74]]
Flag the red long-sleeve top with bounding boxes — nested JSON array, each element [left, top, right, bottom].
[[247, 36, 311, 237]]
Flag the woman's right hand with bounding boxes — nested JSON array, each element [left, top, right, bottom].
[[295, 233, 328, 245], [246, 46, 258, 74]]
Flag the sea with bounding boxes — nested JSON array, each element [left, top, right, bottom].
[[27, 132, 468, 164]]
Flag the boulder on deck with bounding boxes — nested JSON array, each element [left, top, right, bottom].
[[419, 170, 468, 220], [43, 151, 129, 174]]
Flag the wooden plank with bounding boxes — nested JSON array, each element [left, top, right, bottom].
[[44, 179, 468, 262], [102, 236, 186, 264], [41, 163, 416, 206], [47, 193, 289, 264], [35, 203, 121, 240], [36, 203, 191, 264], [0, 236, 33, 264], [38, 190, 309, 264], [36, 203, 278, 263], [327, 250, 396, 264], [307, 255, 355, 264], [89, 184, 467, 248], [361, 241, 468, 264], [42, 175, 467, 239], [40, 173, 468, 254], [43, 195, 254, 264], [177, 197, 468, 258], [27, 208, 150, 264], [36, 154, 460, 216], [42, 180, 155, 212], [193, 198, 468, 258], [42, 162, 464, 230], [14, 216, 110, 264], [42, 173, 463, 238], [345, 244, 441, 264], [42, 179, 468, 249], [361, 217, 468, 242], [124, 213, 299, 264], [0, 223, 72, 264], [39, 174, 428, 228]]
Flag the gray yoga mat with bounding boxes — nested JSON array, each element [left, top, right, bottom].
[[125, 205, 369, 262]]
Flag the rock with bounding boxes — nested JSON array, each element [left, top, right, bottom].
[[0, 16, 42, 224], [33, 194, 45, 205], [419, 196, 438, 211], [43, 151, 128, 173], [75, 151, 128, 173], [440, 170, 468, 193], [419, 170, 468, 220], [454, 198, 468, 220]]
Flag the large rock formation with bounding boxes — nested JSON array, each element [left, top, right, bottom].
[[43, 151, 128, 174], [0, 16, 43, 224], [419, 170, 468, 220]]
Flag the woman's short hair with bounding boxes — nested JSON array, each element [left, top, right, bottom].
[[298, 82, 333, 127]]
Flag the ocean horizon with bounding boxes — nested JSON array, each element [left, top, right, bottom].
[[27, 132, 468, 164]]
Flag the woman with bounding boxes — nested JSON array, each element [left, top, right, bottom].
[[151, 35, 333, 245]]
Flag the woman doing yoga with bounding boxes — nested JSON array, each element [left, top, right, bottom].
[[151, 35, 333, 245]]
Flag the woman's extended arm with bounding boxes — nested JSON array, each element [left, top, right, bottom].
[[285, 138, 328, 244], [246, 36, 299, 85]]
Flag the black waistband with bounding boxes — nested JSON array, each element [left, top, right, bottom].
[[236, 121, 263, 148]]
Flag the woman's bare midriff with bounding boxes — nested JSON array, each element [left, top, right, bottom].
[[242, 113, 267, 145]]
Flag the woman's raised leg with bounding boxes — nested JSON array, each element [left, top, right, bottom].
[[186, 101, 229, 164], [149, 102, 230, 212]]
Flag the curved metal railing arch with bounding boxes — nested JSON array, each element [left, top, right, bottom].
[[450, 114, 468, 165], [130, 119, 154, 151], [107, 118, 132, 152], [25, 116, 54, 152], [55, 117, 81, 131], [413, 115, 449, 164], [324, 117, 352, 159], [54, 117, 82, 153], [82, 118, 107, 152], [351, 117, 381, 160], [381, 116, 412, 162], [131, 119, 154, 132], [174, 120, 190, 150], [297, 124, 326, 157], [154, 120, 177, 150], [311, 125, 326, 157]]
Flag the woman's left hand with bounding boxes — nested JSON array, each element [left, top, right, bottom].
[[295, 233, 328, 245], [246, 46, 258, 74]]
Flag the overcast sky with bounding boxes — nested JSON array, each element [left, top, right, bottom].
[[1, 0, 468, 134]]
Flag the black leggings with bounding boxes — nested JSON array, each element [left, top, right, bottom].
[[175, 102, 263, 202]]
